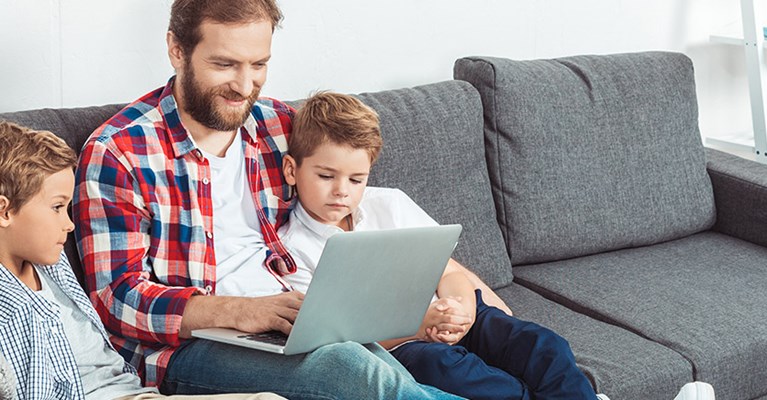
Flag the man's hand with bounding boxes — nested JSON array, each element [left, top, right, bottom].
[[180, 291, 304, 338], [419, 297, 473, 345], [232, 291, 304, 335]]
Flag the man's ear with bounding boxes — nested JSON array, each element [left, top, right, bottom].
[[283, 155, 297, 186], [0, 196, 12, 228], [167, 31, 185, 71]]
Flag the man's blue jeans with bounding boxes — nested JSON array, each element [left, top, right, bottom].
[[160, 339, 464, 400]]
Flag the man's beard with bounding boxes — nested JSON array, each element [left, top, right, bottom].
[[179, 62, 260, 131]]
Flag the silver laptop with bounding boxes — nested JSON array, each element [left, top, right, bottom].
[[192, 224, 462, 355]]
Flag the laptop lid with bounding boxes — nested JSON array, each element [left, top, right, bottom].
[[192, 224, 462, 355]]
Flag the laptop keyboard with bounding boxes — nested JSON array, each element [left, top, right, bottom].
[[237, 331, 288, 346]]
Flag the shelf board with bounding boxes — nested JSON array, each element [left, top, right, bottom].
[[709, 34, 767, 47], [705, 132, 754, 155]]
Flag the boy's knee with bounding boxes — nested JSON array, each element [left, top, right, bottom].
[[527, 326, 573, 357], [410, 344, 478, 371]]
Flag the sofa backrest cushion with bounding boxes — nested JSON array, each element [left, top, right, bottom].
[[0, 104, 126, 286], [349, 81, 514, 288], [454, 52, 716, 265]]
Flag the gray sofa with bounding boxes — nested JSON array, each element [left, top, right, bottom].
[[3, 51, 766, 400]]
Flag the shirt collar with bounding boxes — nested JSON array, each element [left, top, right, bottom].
[[158, 76, 260, 159], [293, 200, 366, 240]]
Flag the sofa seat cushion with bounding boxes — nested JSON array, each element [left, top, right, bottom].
[[513, 231, 767, 400], [498, 283, 693, 400], [454, 52, 715, 265], [352, 81, 514, 288]]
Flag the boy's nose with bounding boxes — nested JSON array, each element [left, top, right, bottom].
[[64, 216, 75, 232], [333, 184, 349, 197]]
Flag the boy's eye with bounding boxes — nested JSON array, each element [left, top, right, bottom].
[[350, 179, 363, 184], [319, 174, 333, 180], [53, 205, 64, 213]]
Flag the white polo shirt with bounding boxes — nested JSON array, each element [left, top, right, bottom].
[[278, 187, 438, 293]]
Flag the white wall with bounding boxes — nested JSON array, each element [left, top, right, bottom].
[[0, 0, 762, 141]]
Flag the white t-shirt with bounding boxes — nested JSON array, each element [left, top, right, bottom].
[[202, 137, 284, 297], [278, 187, 439, 293], [35, 268, 156, 400]]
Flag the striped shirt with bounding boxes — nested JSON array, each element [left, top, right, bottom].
[[0, 253, 137, 400], [73, 77, 297, 387]]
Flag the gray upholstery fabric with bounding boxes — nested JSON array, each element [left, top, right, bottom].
[[706, 147, 767, 248], [352, 81, 514, 288], [0, 104, 125, 285], [454, 52, 716, 265], [501, 283, 693, 400], [0, 351, 16, 400], [513, 231, 767, 400]]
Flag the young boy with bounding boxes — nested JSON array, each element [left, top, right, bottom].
[[0, 121, 283, 400], [277, 92, 606, 400]]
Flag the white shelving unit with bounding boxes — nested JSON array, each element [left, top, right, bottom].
[[706, 0, 767, 164]]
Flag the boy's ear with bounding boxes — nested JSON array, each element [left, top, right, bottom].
[[0, 196, 11, 228], [283, 155, 297, 186]]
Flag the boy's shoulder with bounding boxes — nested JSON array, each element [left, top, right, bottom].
[[0, 264, 38, 326], [362, 186, 409, 202]]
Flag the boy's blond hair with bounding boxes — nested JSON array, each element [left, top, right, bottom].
[[0, 121, 77, 213], [289, 92, 382, 165]]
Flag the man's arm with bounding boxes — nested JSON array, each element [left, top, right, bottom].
[[74, 139, 204, 347], [179, 291, 303, 338]]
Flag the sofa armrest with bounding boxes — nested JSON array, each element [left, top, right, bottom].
[[706, 148, 767, 247]]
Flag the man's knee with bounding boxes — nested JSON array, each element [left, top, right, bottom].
[[310, 341, 376, 367]]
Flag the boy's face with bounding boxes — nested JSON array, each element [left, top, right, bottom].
[[284, 143, 371, 228], [1, 169, 75, 267]]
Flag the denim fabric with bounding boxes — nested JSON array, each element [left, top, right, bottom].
[[160, 340, 464, 400], [392, 290, 597, 400]]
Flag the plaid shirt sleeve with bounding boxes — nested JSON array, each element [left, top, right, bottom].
[[74, 136, 202, 348]]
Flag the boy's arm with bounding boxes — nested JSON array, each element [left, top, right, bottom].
[[450, 259, 513, 315], [437, 259, 477, 321], [74, 139, 203, 348]]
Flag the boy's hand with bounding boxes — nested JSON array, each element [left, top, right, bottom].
[[419, 297, 473, 345]]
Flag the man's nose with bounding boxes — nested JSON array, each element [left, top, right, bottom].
[[231, 69, 256, 97]]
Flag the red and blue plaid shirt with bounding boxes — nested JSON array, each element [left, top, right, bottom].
[[73, 77, 297, 387]]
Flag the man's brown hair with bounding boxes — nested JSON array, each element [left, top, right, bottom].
[[169, 0, 284, 57], [0, 121, 77, 213], [290, 92, 382, 165]]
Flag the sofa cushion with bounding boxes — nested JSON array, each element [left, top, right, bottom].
[[502, 283, 693, 400], [0, 105, 125, 286], [454, 52, 716, 265], [513, 231, 767, 400], [352, 81, 514, 288]]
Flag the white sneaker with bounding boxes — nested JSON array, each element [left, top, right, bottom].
[[674, 382, 716, 400], [596, 394, 610, 400]]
